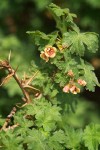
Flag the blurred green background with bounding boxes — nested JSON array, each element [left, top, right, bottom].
[[0, 0, 100, 127]]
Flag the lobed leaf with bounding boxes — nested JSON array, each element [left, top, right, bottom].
[[62, 31, 99, 56], [78, 59, 100, 91], [83, 124, 100, 150]]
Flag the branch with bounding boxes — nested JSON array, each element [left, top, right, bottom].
[[0, 60, 31, 103]]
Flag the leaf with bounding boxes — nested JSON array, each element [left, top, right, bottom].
[[25, 99, 62, 132], [48, 130, 66, 150], [27, 30, 58, 51], [24, 129, 47, 150], [81, 32, 99, 53], [64, 57, 78, 73], [0, 130, 23, 150], [49, 130, 66, 144], [54, 72, 67, 87], [48, 3, 78, 33], [54, 56, 80, 86], [62, 31, 99, 56], [83, 123, 100, 150], [48, 31, 58, 45], [64, 126, 83, 149], [78, 59, 100, 91], [35, 103, 61, 131], [48, 3, 69, 17], [50, 89, 58, 98], [14, 110, 34, 134], [26, 30, 49, 49]]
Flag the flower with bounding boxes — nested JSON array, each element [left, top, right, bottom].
[[40, 51, 49, 62], [77, 79, 87, 86], [40, 45, 57, 62], [63, 84, 71, 93], [70, 85, 80, 94], [44, 45, 57, 58], [63, 83, 80, 94], [67, 70, 74, 77]]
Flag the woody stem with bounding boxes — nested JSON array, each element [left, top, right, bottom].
[[8, 65, 31, 103]]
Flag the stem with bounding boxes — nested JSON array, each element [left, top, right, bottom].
[[0, 60, 31, 103], [7, 65, 31, 103]]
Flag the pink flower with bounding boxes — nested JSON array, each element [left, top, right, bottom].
[[44, 45, 57, 58], [63, 84, 70, 93], [63, 84, 80, 94], [77, 79, 87, 86]]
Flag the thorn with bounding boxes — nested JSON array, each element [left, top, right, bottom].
[[25, 71, 39, 85], [8, 50, 12, 62], [16, 103, 28, 108], [0, 72, 14, 86], [14, 65, 19, 73], [23, 72, 27, 80]]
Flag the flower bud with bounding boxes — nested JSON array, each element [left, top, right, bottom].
[[77, 79, 87, 86], [67, 70, 74, 77]]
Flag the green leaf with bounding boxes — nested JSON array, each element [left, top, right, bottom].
[[54, 72, 67, 87], [62, 31, 99, 56], [64, 57, 78, 73], [48, 31, 58, 45], [78, 59, 100, 91], [48, 3, 78, 33], [25, 99, 61, 132], [24, 129, 47, 150], [48, 3, 69, 17], [14, 110, 34, 135], [0, 130, 23, 150], [48, 130, 66, 150], [83, 123, 100, 150], [64, 126, 83, 150], [27, 30, 58, 51], [81, 32, 99, 53], [26, 30, 49, 49], [50, 89, 58, 98], [35, 103, 61, 131]]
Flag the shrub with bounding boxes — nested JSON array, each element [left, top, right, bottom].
[[0, 3, 100, 150]]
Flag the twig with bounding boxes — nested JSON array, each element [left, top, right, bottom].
[[0, 60, 31, 103], [1, 107, 17, 131]]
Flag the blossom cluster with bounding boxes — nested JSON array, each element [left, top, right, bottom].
[[40, 45, 57, 62], [63, 70, 87, 94], [63, 83, 80, 94]]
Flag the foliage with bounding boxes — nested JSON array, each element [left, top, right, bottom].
[[83, 124, 100, 150], [0, 100, 100, 150], [0, 2, 100, 150], [0, 0, 100, 115]]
